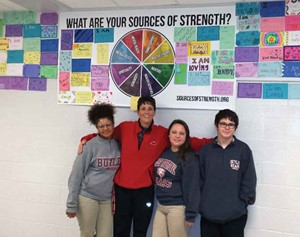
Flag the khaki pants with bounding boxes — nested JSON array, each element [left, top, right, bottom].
[[152, 202, 187, 237], [77, 195, 113, 237]]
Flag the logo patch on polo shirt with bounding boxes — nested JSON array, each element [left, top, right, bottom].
[[230, 160, 240, 170]]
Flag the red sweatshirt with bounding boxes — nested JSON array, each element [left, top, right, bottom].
[[81, 120, 212, 189]]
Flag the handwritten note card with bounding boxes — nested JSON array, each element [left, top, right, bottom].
[[61, 30, 73, 50], [40, 12, 58, 25], [285, 15, 300, 31], [197, 26, 220, 41], [175, 42, 188, 63], [263, 83, 288, 99], [259, 47, 283, 62], [174, 27, 196, 42], [59, 72, 71, 91], [235, 63, 258, 78], [174, 64, 187, 84], [188, 71, 210, 86], [258, 62, 282, 77], [289, 84, 300, 99], [29, 78, 47, 91], [5, 24, 23, 37], [212, 81, 234, 95], [260, 1, 285, 17], [236, 31, 260, 46], [94, 28, 114, 43], [237, 83, 262, 98], [235, 47, 259, 62], [283, 61, 300, 77], [236, 2, 260, 16], [261, 17, 285, 32], [283, 46, 300, 61]]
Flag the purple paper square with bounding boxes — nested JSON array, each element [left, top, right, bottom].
[[61, 30, 73, 50], [40, 12, 58, 25], [23, 64, 40, 77], [10, 77, 28, 90], [235, 47, 259, 62], [40, 52, 58, 65], [0, 77, 11, 89], [237, 83, 262, 98], [5, 24, 23, 37], [29, 78, 47, 91]]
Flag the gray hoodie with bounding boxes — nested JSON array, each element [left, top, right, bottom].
[[66, 135, 120, 213]]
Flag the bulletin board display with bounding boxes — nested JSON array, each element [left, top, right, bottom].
[[58, 6, 237, 110], [0, 12, 59, 91]]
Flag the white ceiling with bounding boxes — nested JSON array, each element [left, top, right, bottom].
[[0, 0, 271, 13]]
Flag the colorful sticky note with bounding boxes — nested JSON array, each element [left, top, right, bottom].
[[29, 78, 47, 91], [130, 96, 139, 110], [72, 59, 91, 72], [40, 65, 58, 79], [0, 76, 10, 89], [260, 1, 285, 17], [289, 84, 300, 99], [174, 27, 196, 42], [61, 30, 74, 50], [41, 26, 58, 38], [94, 28, 114, 43], [91, 78, 109, 91], [235, 63, 258, 78], [235, 47, 259, 62], [236, 31, 260, 46], [283, 61, 300, 77], [4, 11, 36, 24], [237, 83, 262, 98], [74, 29, 93, 43], [23, 64, 40, 77], [97, 44, 109, 64], [236, 2, 260, 16], [212, 81, 234, 95], [0, 38, 9, 50], [263, 83, 288, 99], [7, 50, 24, 63], [59, 72, 71, 91], [5, 24, 23, 37], [75, 91, 93, 104], [197, 26, 220, 41], [188, 71, 210, 86], [8, 37, 23, 50], [23, 38, 41, 52], [40, 52, 58, 65], [283, 46, 300, 61], [23, 24, 41, 38], [40, 12, 58, 25], [41, 39, 59, 52], [10, 77, 28, 90], [175, 64, 187, 84], [258, 62, 282, 77], [73, 43, 92, 58]]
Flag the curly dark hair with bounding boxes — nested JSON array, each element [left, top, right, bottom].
[[88, 103, 115, 126]]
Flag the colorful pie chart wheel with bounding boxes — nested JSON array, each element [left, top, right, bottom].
[[110, 28, 175, 97]]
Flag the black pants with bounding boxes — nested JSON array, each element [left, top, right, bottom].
[[201, 214, 248, 237], [113, 184, 154, 237]]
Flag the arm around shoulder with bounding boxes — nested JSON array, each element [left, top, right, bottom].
[[190, 136, 214, 151]]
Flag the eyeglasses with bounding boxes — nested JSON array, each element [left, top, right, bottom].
[[97, 123, 112, 129], [218, 122, 235, 129]]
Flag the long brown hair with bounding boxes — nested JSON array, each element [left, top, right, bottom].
[[168, 119, 192, 161]]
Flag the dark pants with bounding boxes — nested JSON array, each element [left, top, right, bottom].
[[113, 184, 154, 237], [201, 214, 248, 237]]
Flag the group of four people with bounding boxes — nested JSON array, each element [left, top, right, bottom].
[[66, 96, 257, 237]]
